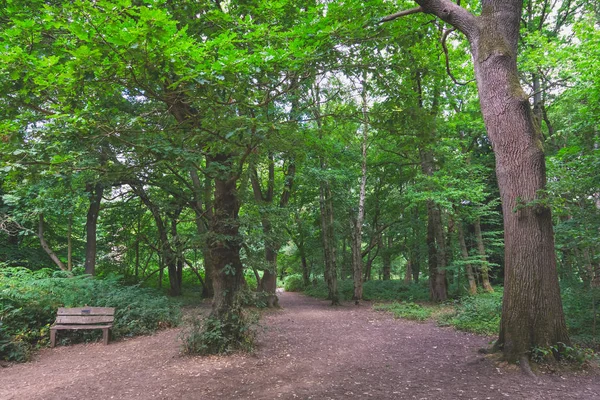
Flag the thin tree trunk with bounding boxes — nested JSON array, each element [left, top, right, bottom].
[[134, 185, 181, 296], [427, 201, 448, 301], [382, 236, 392, 281], [190, 167, 214, 298], [404, 258, 412, 284], [67, 213, 73, 271], [457, 220, 477, 295], [474, 217, 493, 292], [84, 182, 103, 276], [351, 78, 369, 303], [38, 214, 67, 271]]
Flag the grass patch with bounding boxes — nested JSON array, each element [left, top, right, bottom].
[[374, 301, 435, 321]]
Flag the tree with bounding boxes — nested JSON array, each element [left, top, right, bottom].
[[381, 0, 570, 361]]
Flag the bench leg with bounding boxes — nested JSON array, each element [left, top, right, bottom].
[[102, 328, 110, 345], [50, 329, 57, 348]]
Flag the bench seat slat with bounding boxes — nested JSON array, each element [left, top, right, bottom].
[[57, 307, 115, 316], [51, 324, 113, 330], [54, 315, 114, 325]]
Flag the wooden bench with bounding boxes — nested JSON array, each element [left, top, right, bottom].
[[50, 307, 115, 348]]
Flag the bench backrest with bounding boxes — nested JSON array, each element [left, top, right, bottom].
[[55, 307, 115, 325]]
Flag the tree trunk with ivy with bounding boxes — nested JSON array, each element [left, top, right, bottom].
[[207, 153, 246, 349]]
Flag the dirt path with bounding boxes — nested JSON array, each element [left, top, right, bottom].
[[1, 292, 599, 400]]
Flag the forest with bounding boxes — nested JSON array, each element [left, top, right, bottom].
[[1, 0, 600, 387]]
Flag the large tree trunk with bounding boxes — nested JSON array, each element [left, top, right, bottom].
[[471, 13, 570, 361], [405, 0, 571, 363], [84, 182, 103, 276], [209, 154, 245, 330]]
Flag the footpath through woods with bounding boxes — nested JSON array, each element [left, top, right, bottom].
[[1, 291, 600, 400]]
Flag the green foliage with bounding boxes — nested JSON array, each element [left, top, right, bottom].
[[561, 284, 600, 345], [374, 302, 433, 321], [304, 279, 430, 302], [0, 267, 180, 361], [180, 308, 257, 355], [283, 274, 305, 292], [530, 343, 597, 365], [238, 288, 269, 309], [439, 291, 503, 335]]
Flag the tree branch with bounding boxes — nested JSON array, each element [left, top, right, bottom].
[[379, 7, 423, 23]]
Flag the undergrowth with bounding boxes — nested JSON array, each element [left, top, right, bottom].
[[438, 291, 503, 335], [1, 267, 181, 362], [180, 306, 258, 355]]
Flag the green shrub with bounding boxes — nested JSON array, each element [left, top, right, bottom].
[[284, 274, 305, 292], [180, 307, 257, 355], [0, 267, 181, 361], [440, 291, 502, 335], [374, 302, 433, 321]]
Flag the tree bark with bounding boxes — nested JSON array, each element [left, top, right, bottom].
[[84, 182, 103, 276], [408, 0, 570, 360]]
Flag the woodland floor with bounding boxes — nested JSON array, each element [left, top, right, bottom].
[[1, 292, 600, 400]]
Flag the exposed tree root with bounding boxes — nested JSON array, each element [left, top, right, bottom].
[[519, 356, 538, 379]]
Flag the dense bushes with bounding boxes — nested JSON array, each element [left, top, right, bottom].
[[439, 291, 503, 335], [283, 274, 305, 292], [1, 267, 181, 362], [304, 279, 430, 302]]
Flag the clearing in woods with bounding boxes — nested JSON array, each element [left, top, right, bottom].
[[1, 291, 599, 400]]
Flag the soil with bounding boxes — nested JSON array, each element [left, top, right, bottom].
[[1, 291, 599, 400]]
